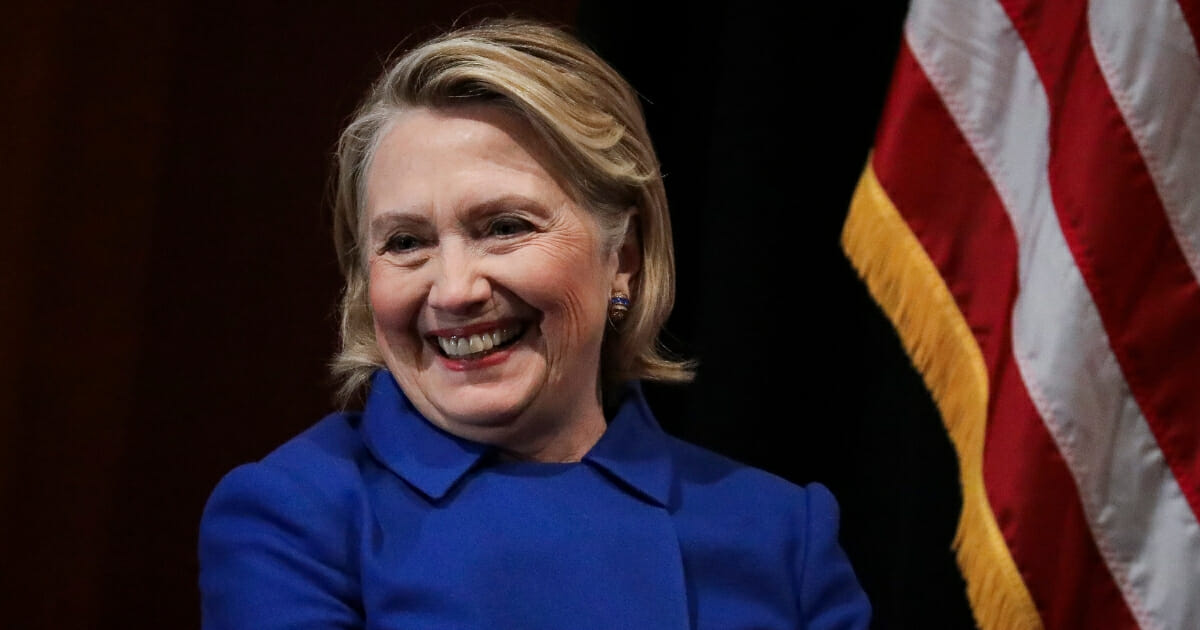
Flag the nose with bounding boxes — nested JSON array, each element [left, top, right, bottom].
[[426, 243, 491, 314]]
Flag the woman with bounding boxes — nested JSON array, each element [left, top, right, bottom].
[[199, 18, 871, 629]]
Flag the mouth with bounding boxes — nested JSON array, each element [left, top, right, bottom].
[[428, 322, 526, 361]]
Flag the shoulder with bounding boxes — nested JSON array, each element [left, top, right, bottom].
[[661, 433, 849, 550], [199, 410, 371, 551], [261, 409, 370, 478], [663, 434, 815, 513], [660, 431, 849, 553], [661, 436, 871, 627], [198, 412, 369, 628], [200, 410, 369, 538], [660, 435, 838, 555]]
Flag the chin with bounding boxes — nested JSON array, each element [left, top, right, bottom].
[[438, 404, 523, 429], [426, 385, 535, 432]]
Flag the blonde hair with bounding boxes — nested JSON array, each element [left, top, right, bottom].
[[330, 18, 694, 406]]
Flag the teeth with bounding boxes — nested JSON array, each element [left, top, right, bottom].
[[437, 326, 520, 358]]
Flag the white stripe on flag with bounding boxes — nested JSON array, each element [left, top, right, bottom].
[[1088, 0, 1200, 285], [904, 1, 1200, 629]]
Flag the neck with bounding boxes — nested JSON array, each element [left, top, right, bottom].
[[496, 410, 607, 463]]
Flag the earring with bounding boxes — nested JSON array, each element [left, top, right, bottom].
[[608, 292, 631, 323]]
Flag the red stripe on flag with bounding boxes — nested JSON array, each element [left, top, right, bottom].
[[984, 362, 1137, 630], [871, 42, 1139, 630], [999, 0, 1200, 516], [1179, 0, 1200, 55]]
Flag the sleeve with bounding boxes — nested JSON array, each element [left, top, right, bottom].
[[198, 462, 364, 630], [794, 482, 872, 630]]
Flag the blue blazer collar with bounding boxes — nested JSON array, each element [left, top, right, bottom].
[[360, 370, 674, 507], [583, 381, 675, 508], [360, 370, 489, 502]]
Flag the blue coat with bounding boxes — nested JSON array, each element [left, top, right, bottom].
[[199, 370, 871, 629]]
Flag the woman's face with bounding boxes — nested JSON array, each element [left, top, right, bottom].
[[364, 105, 634, 460]]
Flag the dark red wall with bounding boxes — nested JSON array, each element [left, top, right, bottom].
[[1, 3, 578, 627]]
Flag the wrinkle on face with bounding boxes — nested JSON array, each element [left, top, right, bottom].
[[362, 104, 622, 461]]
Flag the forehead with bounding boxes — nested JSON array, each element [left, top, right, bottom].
[[364, 105, 572, 215]]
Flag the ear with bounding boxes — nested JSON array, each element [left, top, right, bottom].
[[612, 208, 641, 295]]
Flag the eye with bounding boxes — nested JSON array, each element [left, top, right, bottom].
[[382, 233, 421, 254], [487, 216, 533, 238]]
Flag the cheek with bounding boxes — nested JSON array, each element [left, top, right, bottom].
[[367, 262, 421, 341], [517, 240, 612, 345]]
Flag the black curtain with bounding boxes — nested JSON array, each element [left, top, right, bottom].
[[575, 4, 977, 628]]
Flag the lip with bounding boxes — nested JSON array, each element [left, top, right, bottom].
[[437, 345, 515, 371], [425, 317, 526, 372], [425, 317, 523, 339]]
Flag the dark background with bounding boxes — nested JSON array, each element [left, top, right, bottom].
[[2, 1, 974, 627]]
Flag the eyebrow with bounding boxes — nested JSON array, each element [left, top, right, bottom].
[[368, 211, 426, 241], [369, 194, 552, 238], [468, 194, 550, 218]]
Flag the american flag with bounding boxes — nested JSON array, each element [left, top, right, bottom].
[[841, 0, 1200, 628]]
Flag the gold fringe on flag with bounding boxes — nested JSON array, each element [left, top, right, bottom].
[[841, 159, 1043, 630]]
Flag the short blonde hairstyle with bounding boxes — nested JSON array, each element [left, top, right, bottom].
[[330, 18, 694, 406]]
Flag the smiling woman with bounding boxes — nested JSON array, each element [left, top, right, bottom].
[[364, 106, 627, 462], [198, 18, 871, 630]]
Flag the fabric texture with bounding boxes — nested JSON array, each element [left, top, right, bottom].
[[199, 370, 871, 629], [841, 0, 1200, 628]]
